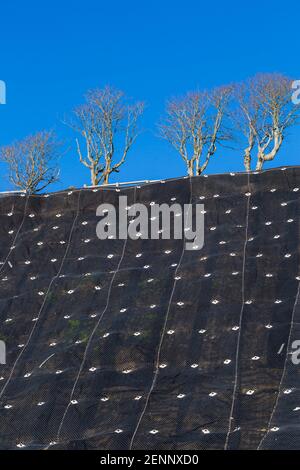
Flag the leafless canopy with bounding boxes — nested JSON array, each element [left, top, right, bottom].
[[68, 86, 144, 186], [0, 131, 60, 193], [234, 73, 300, 171], [159, 86, 232, 176]]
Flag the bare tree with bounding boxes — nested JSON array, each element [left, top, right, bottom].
[[232, 81, 259, 171], [68, 86, 144, 186], [0, 131, 60, 193], [159, 86, 232, 176], [235, 73, 300, 171]]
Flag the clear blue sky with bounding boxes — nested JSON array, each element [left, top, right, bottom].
[[0, 0, 299, 191]]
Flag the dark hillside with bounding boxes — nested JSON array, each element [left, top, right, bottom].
[[0, 166, 299, 450]]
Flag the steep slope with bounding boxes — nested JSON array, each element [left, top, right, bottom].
[[0, 166, 299, 450]]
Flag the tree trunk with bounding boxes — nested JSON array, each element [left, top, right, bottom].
[[91, 167, 98, 186], [102, 168, 111, 185], [244, 152, 251, 171], [187, 161, 194, 177], [256, 154, 264, 171]]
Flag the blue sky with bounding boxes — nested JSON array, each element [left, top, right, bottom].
[[0, 0, 299, 191]]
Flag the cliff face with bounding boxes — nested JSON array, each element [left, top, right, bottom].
[[0, 166, 299, 450]]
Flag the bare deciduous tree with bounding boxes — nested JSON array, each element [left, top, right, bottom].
[[159, 86, 232, 176], [235, 73, 300, 171], [68, 86, 144, 186], [0, 131, 60, 193]]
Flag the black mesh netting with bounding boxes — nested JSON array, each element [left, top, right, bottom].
[[0, 165, 299, 450]]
